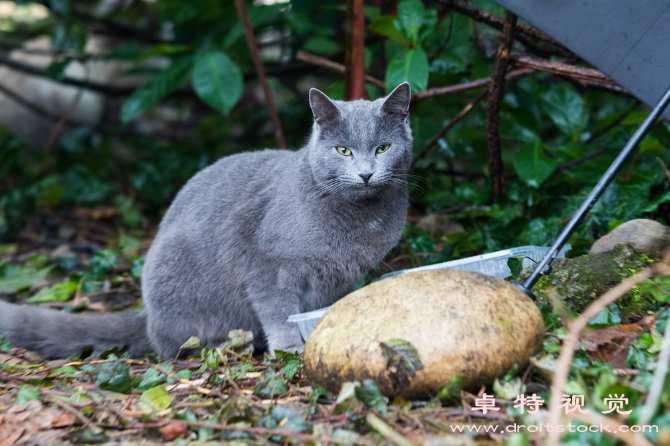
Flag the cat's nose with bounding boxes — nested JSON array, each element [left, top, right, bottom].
[[359, 173, 373, 185]]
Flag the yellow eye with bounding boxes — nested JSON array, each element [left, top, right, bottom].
[[336, 146, 352, 156], [376, 144, 390, 154]]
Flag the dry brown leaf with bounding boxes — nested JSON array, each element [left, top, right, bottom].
[[0, 400, 71, 445], [160, 420, 189, 440], [580, 315, 656, 367]]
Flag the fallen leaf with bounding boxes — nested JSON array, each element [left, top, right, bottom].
[[380, 339, 424, 389], [161, 420, 189, 440], [580, 316, 656, 367], [52, 413, 76, 428]]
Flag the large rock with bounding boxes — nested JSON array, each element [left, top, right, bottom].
[[304, 269, 544, 399], [590, 219, 670, 259]]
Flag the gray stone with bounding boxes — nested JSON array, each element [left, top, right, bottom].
[[589, 219, 670, 259]]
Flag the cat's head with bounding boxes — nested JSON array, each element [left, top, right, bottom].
[[307, 83, 413, 200]]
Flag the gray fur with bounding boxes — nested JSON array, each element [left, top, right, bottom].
[[0, 83, 413, 358]]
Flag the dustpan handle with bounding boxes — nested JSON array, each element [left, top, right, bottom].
[[515, 83, 670, 300]]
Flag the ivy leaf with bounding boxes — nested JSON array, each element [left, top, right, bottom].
[[368, 16, 408, 46], [541, 84, 585, 140], [254, 368, 288, 399], [26, 280, 78, 303], [137, 367, 167, 390], [121, 56, 193, 123], [385, 48, 429, 93], [436, 376, 468, 402], [192, 51, 244, 115], [140, 385, 175, 413], [95, 361, 138, 394], [512, 139, 559, 188], [397, 0, 425, 46], [354, 379, 387, 415], [16, 384, 41, 403], [379, 339, 423, 389]]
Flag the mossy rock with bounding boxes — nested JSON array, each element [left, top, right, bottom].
[[519, 244, 656, 314], [304, 269, 544, 399]]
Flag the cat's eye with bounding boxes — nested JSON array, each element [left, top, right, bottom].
[[376, 144, 391, 154], [336, 146, 352, 156]]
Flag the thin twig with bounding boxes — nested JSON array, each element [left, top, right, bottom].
[[486, 11, 516, 201], [0, 82, 64, 122], [436, 0, 568, 51], [656, 157, 670, 184], [639, 306, 670, 425], [366, 413, 415, 446], [296, 51, 385, 89], [586, 102, 640, 143], [546, 263, 669, 446], [411, 90, 487, 167], [44, 86, 84, 157], [411, 68, 535, 102], [234, 0, 287, 149], [511, 55, 619, 86], [570, 410, 654, 446], [43, 394, 102, 433]]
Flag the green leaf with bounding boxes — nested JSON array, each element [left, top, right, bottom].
[[180, 336, 201, 350], [507, 257, 523, 278], [368, 16, 408, 46], [140, 385, 174, 412], [16, 384, 41, 403], [512, 139, 559, 188], [1, 335, 12, 351], [436, 376, 468, 402], [95, 361, 137, 394], [334, 381, 362, 414], [137, 367, 167, 390], [397, 0, 425, 46], [0, 264, 53, 294], [192, 51, 244, 115], [354, 379, 387, 415], [541, 84, 585, 140], [254, 368, 288, 399], [379, 339, 423, 389], [121, 56, 193, 123], [385, 48, 429, 93], [26, 280, 78, 303], [46, 59, 71, 81]]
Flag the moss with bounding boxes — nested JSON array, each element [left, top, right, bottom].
[[520, 244, 657, 314]]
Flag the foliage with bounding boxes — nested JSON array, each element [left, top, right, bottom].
[[0, 0, 670, 444]]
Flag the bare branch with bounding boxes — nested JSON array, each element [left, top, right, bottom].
[[511, 55, 619, 86], [296, 51, 385, 89], [411, 90, 487, 167], [234, 0, 287, 149], [411, 68, 535, 102], [486, 11, 516, 201]]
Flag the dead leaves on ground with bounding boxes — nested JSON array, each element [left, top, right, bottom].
[[580, 315, 657, 368], [0, 400, 75, 446]]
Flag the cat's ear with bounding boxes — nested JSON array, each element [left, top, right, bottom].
[[309, 88, 341, 125], [381, 82, 411, 117]]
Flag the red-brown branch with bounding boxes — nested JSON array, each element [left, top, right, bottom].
[[345, 0, 366, 100], [234, 0, 287, 149], [411, 68, 535, 102]]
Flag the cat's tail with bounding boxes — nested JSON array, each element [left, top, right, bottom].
[[0, 301, 152, 358]]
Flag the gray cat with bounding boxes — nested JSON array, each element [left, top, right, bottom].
[[0, 83, 413, 358]]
